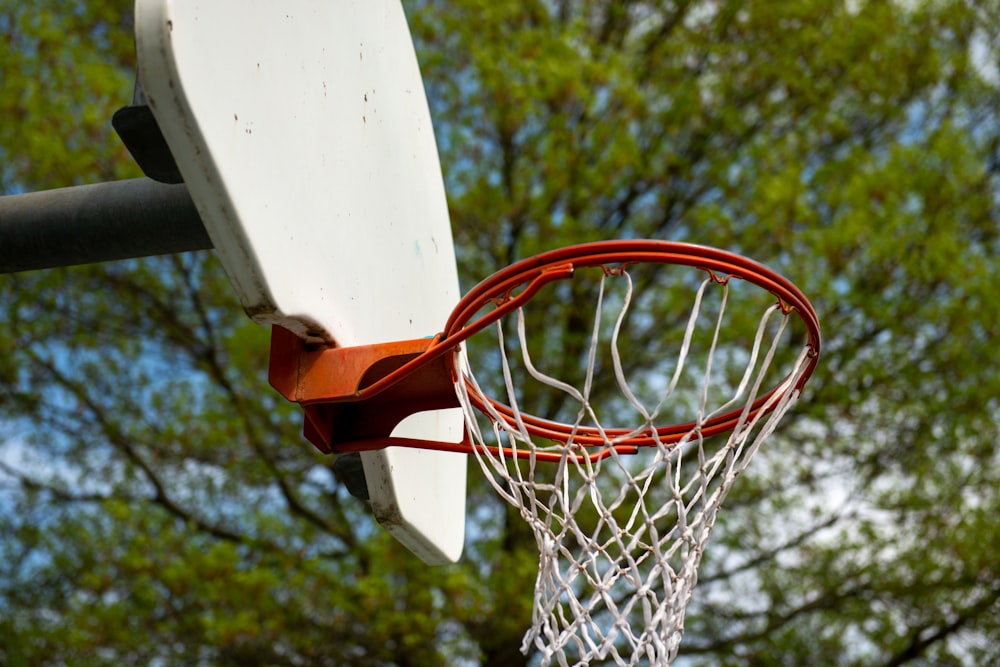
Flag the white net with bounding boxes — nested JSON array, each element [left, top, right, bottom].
[[455, 266, 815, 666]]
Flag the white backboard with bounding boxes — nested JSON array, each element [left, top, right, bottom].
[[135, 0, 466, 564]]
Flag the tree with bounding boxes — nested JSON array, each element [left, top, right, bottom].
[[416, 1, 1000, 663], [2, 0, 999, 665]]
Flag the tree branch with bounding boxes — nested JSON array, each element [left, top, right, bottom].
[[698, 509, 848, 586], [882, 582, 1000, 667]]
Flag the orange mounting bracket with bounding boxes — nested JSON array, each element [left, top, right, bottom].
[[268, 325, 461, 454], [265, 263, 574, 457]]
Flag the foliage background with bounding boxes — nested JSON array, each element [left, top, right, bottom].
[[1, 0, 998, 665]]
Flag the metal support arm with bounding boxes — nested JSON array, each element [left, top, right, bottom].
[[0, 178, 210, 273]]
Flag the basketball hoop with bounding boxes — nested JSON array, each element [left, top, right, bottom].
[[268, 240, 821, 666]]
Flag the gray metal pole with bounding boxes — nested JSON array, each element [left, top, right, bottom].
[[0, 178, 212, 273]]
